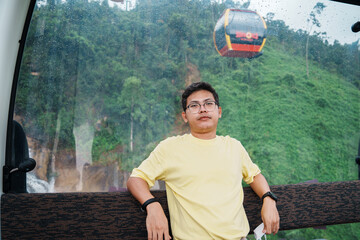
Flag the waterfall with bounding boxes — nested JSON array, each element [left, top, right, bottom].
[[27, 146, 55, 193], [26, 172, 55, 193]]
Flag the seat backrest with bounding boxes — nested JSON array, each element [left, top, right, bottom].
[[1, 181, 359, 239]]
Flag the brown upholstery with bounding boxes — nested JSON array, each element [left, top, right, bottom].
[[2, 181, 359, 239]]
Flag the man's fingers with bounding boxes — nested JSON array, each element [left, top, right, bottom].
[[164, 228, 171, 240], [276, 222, 280, 234], [272, 224, 278, 234], [262, 222, 268, 233], [272, 215, 280, 234], [156, 231, 162, 240], [263, 220, 280, 235], [147, 224, 171, 240], [153, 230, 159, 240], [147, 225, 152, 240], [263, 222, 271, 234], [274, 218, 280, 234]]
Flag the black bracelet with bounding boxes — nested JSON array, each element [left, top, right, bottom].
[[261, 191, 278, 203], [141, 198, 159, 212]]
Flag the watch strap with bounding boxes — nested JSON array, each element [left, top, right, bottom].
[[261, 191, 278, 203], [141, 198, 159, 212]]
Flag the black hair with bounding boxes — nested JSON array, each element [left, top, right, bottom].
[[181, 82, 220, 111]]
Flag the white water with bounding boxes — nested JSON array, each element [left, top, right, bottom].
[[27, 173, 55, 193]]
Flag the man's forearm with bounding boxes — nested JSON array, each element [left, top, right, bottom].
[[127, 176, 154, 204], [249, 173, 271, 198]]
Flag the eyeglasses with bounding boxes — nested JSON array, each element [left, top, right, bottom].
[[186, 101, 217, 114]]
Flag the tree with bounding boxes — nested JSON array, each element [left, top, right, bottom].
[[118, 76, 146, 152], [306, 2, 326, 78]]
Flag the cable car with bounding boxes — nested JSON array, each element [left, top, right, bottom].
[[213, 9, 267, 58]]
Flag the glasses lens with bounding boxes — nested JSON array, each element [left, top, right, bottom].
[[204, 102, 216, 111], [188, 104, 200, 113]]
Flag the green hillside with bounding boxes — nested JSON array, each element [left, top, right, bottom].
[[211, 39, 359, 185], [15, 0, 359, 239]]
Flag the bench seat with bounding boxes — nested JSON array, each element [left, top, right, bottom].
[[2, 181, 359, 239]]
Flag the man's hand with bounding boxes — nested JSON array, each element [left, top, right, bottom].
[[249, 174, 280, 235], [261, 197, 280, 235], [146, 202, 171, 240], [127, 177, 171, 240]]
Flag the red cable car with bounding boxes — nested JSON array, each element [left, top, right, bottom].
[[213, 9, 267, 58]]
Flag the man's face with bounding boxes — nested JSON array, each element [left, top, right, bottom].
[[182, 90, 222, 137]]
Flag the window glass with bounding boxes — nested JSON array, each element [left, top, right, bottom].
[[14, 0, 359, 238]]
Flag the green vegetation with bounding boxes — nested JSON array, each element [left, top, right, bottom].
[[214, 39, 359, 185], [15, 0, 359, 239]]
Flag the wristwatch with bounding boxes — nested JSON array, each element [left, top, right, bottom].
[[261, 191, 278, 203]]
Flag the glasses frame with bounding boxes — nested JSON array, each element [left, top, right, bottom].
[[186, 100, 218, 114]]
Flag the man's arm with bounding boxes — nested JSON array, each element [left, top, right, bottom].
[[127, 177, 171, 240], [249, 173, 280, 235]]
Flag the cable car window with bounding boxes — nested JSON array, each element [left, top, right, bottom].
[[12, 0, 359, 238], [228, 11, 264, 38], [229, 11, 261, 29]]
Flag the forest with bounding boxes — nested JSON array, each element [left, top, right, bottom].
[[15, 0, 359, 239]]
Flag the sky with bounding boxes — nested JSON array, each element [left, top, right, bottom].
[[109, 0, 360, 45], [248, 0, 360, 44]]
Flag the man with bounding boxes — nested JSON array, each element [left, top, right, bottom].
[[127, 82, 279, 240]]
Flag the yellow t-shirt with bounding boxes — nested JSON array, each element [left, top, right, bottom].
[[131, 134, 261, 240]]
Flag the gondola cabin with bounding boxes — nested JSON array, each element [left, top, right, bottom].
[[214, 9, 267, 58]]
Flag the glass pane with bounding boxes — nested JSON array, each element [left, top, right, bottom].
[[14, 0, 359, 238]]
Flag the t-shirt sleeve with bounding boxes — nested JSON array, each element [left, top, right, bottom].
[[239, 142, 261, 184], [130, 142, 166, 188]]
